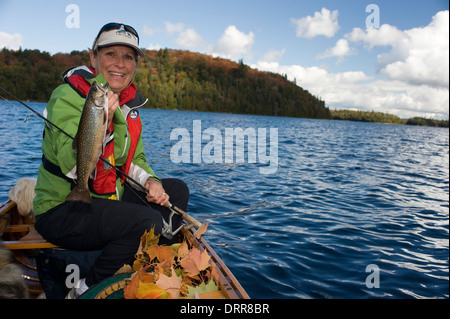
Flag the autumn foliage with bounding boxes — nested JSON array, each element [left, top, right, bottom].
[[122, 228, 222, 299], [0, 47, 331, 119]]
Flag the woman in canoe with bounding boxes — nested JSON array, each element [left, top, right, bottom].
[[33, 22, 189, 298]]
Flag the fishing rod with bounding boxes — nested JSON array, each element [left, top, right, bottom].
[[0, 85, 203, 231]]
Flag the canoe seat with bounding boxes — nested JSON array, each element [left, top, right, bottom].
[[0, 199, 58, 250], [2, 224, 58, 250]]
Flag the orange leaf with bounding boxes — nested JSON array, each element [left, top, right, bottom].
[[177, 240, 190, 259], [147, 245, 175, 264], [180, 247, 211, 276], [197, 290, 224, 299], [123, 275, 139, 299], [210, 260, 220, 283], [194, 222, 209, 239], [123, 268, 155, 299]]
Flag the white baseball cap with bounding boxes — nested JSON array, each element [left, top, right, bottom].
[[92, 23, 145, 57]]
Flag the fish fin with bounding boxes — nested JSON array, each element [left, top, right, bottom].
[[66, 185, 91, 203], [72, 133, 78, 152], [103, 106, 108, 125], [91, 167, 97, 180], [102, 107, 109, 155]]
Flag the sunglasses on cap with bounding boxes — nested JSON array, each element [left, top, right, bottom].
[[92, 22, 140, 49]]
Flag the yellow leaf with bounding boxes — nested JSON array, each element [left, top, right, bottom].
[[123, 268, 155, 299], [136, 227, 160, 256], [135, 282, 166, 299], [114, 264, 133, 275], [132, 259, 143, 272], [186, 280, 219, 297]]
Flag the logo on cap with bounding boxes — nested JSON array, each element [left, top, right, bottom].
[[116, 26, 133, 39]]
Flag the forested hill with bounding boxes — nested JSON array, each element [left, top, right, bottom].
[[0, 48, 330, 119]]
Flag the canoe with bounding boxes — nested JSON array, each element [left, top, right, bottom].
[[0, 198, 249, 299]]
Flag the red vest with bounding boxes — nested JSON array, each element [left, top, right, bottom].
[[63, 66, 147, 197]]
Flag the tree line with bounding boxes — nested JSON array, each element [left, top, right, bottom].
[[1, 47, 447, 127], [0, 47, 330, 119], [331, 109, 448, 128]]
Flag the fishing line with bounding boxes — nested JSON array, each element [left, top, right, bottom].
[[0, 87, 74, 140]]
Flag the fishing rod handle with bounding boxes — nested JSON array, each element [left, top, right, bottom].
[[165, 202, 203, 229]]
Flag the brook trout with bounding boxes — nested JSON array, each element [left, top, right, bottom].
[[66, 81, 109, 203]]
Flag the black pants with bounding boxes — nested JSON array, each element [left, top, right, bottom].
[[35, 178, 189, 286]]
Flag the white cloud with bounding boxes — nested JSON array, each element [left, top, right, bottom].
[[175, 28, 204, 48], [291, 8, 339, 39], [345, 24, 404, 49], [142, 25, 158, 36], [143, 22, 255, 61], [252, 61, 449, 119], [316, 39, 355, 62], [256, 10, 448, 119], [346, 10, 449, 89], [0, 31, 23, 50], [147, 43, 163, 50], [165, 22, 185, 35], [212, 25, 254, 60], [262, 49, 286, 62]]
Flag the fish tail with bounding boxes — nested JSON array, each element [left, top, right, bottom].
[[66, 185, 92, 203]]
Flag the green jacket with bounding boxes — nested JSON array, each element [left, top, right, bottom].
[[33, 71, 159, 216]]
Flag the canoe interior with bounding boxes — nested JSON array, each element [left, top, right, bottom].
[[0, 199, 249, 299]]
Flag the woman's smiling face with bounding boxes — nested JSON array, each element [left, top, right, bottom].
[[90, 45, 137, 94]]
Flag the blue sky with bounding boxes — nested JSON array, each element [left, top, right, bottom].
[[1, 0, 448, 119]]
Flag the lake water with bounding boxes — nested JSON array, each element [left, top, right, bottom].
[[0, 100, 448, 299]]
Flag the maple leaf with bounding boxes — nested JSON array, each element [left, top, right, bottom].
[[180, 247, 211, 276], [177, 240, 190, 260], [114, 264, 133, 275], [186, 280, 219, 297], [136, 228, 160, 256], [155, 267, 182, 299], [147, 245, 175, 265], [194, 222, 209, 239], [123, 267, 155, 299]]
